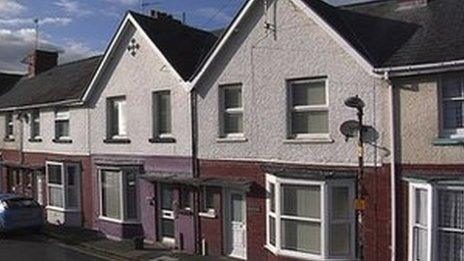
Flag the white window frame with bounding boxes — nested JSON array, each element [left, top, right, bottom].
[[98, 167, 138, 223], [265, 174, 355, 260], [152, 90, 173, 139], [200, 186, 216, 217], [440, 75, 464, 139], [30, 109, 41, 139], [45, 161, 81, 212], [287, 78, 330, 140], [408, 182, 464, 261], [54, 109, 71, 140], [5, 112, 13, 139], [107, 96, 127, 140], [219, 84, 244, 139]]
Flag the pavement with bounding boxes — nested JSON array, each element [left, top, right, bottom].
[[41, 225, 235, 261]]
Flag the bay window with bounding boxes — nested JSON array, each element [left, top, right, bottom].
[[266, 174, 354, 259], [219, 84, 243, 138], [288, 78, 329, 139], [441, 75, 464, 138], [46, 162, 80, 210], [409, 183, 464, 260], [99, 168, 137, 222]]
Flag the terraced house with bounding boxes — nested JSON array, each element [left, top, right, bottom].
[[1, 0, 464, 260]]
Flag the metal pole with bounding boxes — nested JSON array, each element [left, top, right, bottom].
[[357, 107, 364, 261]]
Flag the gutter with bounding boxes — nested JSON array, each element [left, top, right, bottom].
[[374, 59, 464, 76], [0, 99, 83, 112]]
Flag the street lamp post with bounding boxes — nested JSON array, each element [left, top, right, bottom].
[[344, 95, 366, 261]]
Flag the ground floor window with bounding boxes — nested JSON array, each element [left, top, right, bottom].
[[99, 167, 137, 222], [46, 161, 80, 210], [409, 182, 464, 261], [266, 174, 355, 260]]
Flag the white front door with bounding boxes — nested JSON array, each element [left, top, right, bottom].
[[227, 191, 247, 260]]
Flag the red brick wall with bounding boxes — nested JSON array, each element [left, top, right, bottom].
[[1, 149, 94, 229], [199, 186, 223, 256], [199, 159, 392, 261]]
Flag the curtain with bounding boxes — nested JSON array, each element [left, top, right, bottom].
[[281, 219, 320, 254], [101, 171, 121, 219], [282, 185, 320, 218], [438, 190, 464, 260]]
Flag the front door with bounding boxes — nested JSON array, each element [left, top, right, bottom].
[[227, 191, 247, 260], [159, 184, 175, 244]]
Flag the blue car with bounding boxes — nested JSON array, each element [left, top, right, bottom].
[[0, 194, 43, 232]]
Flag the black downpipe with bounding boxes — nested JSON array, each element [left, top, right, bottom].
[[190, 88, 201, 254]]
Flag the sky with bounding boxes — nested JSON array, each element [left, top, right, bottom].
[[0, 0, 371, 73]]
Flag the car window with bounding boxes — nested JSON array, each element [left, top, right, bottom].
[[4, 198, 40, 209]]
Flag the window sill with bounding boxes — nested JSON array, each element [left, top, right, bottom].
[[216, 137, 248, 143], [98, 216, 140, 224], [52, 138, 73, 144], [199, 211, 217, 219], [3, 137, 14, 142], [432, 138, 464, 146], [103, 138, 131, 144], [149, 137, 176, 143], [264, 244, 351, 261], [28, 138, 43, 143], [283, 137, 334, 144], [46, 206, 80, 213]]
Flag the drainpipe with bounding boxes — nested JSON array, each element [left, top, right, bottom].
[[18, 111, 25, 165], [384, 71, 396, 261], [190, 88, 201, 254]]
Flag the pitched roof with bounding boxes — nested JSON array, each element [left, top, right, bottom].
[[0, 72, 24, 96], [303, 0, 464, 68], [129, 11, 218, 80], [0, 56, 102, 110]]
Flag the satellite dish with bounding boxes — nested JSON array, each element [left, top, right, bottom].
[[344, 96, 365, 109], [361, 125, 379, 144], [340, 120, 360, 140]]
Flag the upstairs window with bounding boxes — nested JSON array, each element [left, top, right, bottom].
[[54, 109, 70, 140], [30, 109, 40, 139], [5, 112, 13, 140], [107, 97, 127, 140], [153, 91, 172, 138], [288, 78, 329, 139], [219, 84, 243, 138], [441, 76, 464, 138]]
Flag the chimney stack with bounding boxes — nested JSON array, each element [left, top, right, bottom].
[[149, 10, 182, 24], [397, 0, 429, 8], [27, 50, 58, 77]]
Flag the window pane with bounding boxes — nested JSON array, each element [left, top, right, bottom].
[[204, 187, 214, 210], [181, 187, 191, 209], [442, 77, 463, 99], [270, 183, 275, 213], [282, 185, 320, 219], [118, 100, 127, 136], [109, 98, 127, 137], [330, 223, 351, 256], [101, 170, 121, 220], [438, 189, 464, 230], [415, 189, 428, 226], [48, 165, 62, 185], [55, 121, 69, 138], [332, 187, 350, 219], [281, 219, 321, 254], [292, 81, 326, 106], [443, 101, 463, 129], [224, 87, 242, 109], [269, 216, 276, 246], [125, 171, 137, 219], [438, 230, 464, 261], [161, 219, 174, 238], [156, 92, 171, 134], [66, 165, 78, 208], [161, 184, 173, 210], [291, 111, 328, 134], [31, 110, 40, 138], [224, 113, 243, 134], [414, 227, 428, 261], [49, 187, 63, 208], [231, 194, 244, 222]]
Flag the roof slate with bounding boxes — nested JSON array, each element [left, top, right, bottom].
[[130, 11, 218, 80], [0, 56, 102, 110], [0, 72, 24, 96], [303, 0, 464, 67]]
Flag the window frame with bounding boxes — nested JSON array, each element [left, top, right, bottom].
[[287, 77, 330, 140], [219, 83, 244, 139], [265, 174, 355, 260], [152, 90, 173, 139], [54, 108, 71, 140], [439, 75, 464, 139], [30, 109, 41, 140], [106, 96, 128, 140], [98, 167, 138, 223], [45, 161, 81, 211], [5, 112, 14, 139]]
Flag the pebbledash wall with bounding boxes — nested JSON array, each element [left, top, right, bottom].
[[391, 73, 464, 261], [87, 20, 193, 244], [0, 107, 94, 228], [195, 0, 391, 260]]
